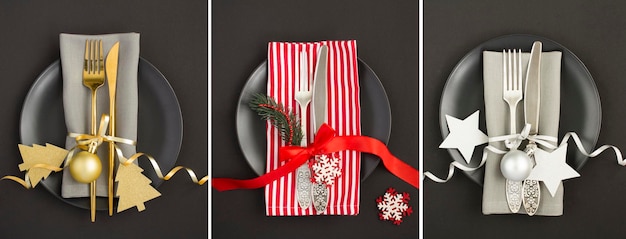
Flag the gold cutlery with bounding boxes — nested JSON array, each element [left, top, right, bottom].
[[105, 42, 120, 216], [81, 39, 105, 222]]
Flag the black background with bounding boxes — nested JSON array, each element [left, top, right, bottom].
[[0, 1, 207, 238], [211, 0, 418, 238], [424, 0, 626, 238]]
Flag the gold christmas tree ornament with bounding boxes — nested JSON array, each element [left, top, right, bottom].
[[17, 144, 68, 187], [115, 161, 162, 212]]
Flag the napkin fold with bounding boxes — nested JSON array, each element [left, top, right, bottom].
[[265, 40, 361, 216], [60, 33, 140, 198], [482, 50, 563, 216]]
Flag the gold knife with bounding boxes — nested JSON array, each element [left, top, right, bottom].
[[105, 42, 120, 216]]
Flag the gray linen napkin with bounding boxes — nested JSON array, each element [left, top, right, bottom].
[[60, 33, 140, 198], [482, 50, 563, 215]]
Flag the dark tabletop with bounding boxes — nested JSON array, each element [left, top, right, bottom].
[[424, 0, 626, 238], [211, 0, 418, 238], [0, 1, 207, 238]]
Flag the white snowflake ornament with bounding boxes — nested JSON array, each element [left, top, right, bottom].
[[376, 188, 413, 225], [310, 154, 342, 186]]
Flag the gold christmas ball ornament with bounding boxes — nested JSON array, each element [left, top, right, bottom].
[[69, 150, 102, 183]]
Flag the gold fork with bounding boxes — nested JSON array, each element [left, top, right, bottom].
[[83, 39, 105, 222]]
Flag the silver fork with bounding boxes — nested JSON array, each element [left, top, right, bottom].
[[294, 51, 313, 210], [502, 49, 525, 213], [503, 49, 523, 149]]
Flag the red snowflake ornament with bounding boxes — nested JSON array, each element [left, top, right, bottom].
[[309, 153, 342, 187], [376, 188, 413, 225]]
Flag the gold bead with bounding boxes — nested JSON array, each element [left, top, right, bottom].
[[69, 151, 102, 183]]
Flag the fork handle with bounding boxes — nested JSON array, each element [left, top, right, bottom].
[[90, 90, 97, 222], [506, 103, 517, 149], [299, 104, 308, 146], [90, 91, 97, 135], [91, 182, 96, 222], [295, 102, 312, 209]]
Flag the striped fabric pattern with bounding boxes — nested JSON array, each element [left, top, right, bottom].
[[265, 40, 361, 216]]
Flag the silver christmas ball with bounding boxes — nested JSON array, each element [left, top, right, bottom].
[[500, 150, 532, 181]]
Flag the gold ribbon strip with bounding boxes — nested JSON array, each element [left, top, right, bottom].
[[116, 147, 208, 185], [1, 164, 64, 189]]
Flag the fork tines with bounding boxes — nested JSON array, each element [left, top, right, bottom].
[[502, 49, 522, 92], [300, 51, 308, 92], [84, 39, 103, 73]]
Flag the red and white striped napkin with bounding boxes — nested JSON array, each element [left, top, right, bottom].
[[265, 40, 361, 216]]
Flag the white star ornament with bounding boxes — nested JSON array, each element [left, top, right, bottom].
[[439, 110, 489, 164], [526, 143, 580, 197]]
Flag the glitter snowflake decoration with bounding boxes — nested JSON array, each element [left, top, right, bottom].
[[376, 188, 413, 225], [309, 154, 342, 187]]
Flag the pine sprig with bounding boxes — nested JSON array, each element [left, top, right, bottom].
[[249, 93, 303, 146]]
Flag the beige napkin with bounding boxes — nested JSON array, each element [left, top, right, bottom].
[[482, 50, 563, 216], [60, 33, 140, 198]]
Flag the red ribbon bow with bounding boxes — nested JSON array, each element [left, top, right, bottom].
[[212, 124, 419, 191]]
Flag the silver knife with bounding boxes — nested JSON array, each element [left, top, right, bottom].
[[310, 45, 329, 214], [522, 41, 542, 216]]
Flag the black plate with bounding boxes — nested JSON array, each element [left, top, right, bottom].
[[19, 58, 183, 210], [236, 60, 391, 181], [439, 34, 601, 185]]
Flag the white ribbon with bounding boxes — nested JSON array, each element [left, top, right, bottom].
[[423, 123, 626, 183], [560, 132, 626, 166], [488, 124, 558, 150]]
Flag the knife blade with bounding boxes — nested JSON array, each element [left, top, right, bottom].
[[522, 41, 542, 216], [310, 45, 329, 214], [524, 41, 542, 135], [105, 42, 120, 216], [311, 45, 328, 133]]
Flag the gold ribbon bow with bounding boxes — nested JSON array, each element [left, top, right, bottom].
[[69, 114, 135, 155]]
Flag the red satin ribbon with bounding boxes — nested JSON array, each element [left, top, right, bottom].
[[212, 124, 419, 191]]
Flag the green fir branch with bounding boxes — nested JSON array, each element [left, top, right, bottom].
[[249, 93, 303, 146]]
